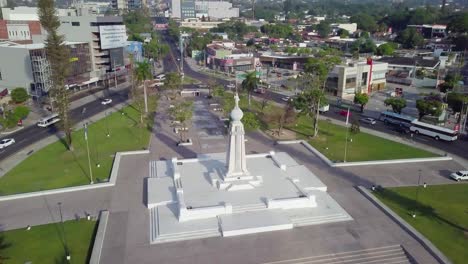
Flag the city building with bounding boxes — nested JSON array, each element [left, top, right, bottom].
[[111, 0, 147, 10], [171, 0, 239, 20], [54, 16, 127, 79], [325, 58, 388, 99], [72, 1, 112, 15], [407, 24, 447, 39], [0, 19, 42, 43], [0, 0, 7, 8], [259, 53, 312, 71], [206, 43, 257, 72], [0, 41, 92, 98], [331, 23, 357, 34], [180, 19, 223, 29], [1, 6, 77, 21]]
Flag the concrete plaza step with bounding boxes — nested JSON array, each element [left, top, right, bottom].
[[149, 207, 220, 244], [291, 213, 351, 227], [149, 160, 157, 178], [219, 210, 293, 237], [232, 203, 267, 213], [262, 244, 414, 264]]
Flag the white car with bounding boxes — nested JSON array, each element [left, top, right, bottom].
[[450, 170, 468, 181], [360, 117, 377, 125], [226, 84, 235, 90], [101, 99, 112, 105], [281, 96, 291, 102], [0, 138, 15, 149]]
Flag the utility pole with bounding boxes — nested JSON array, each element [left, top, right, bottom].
[[84, 123, 94, 184], [113, 59, 117, 89], [179, 34, 184, 78], [343, 107, 350, 162]]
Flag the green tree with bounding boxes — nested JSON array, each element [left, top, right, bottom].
[[317, 21, 331, 38], [10, 87, 29, 103], [135, 61, 152, 116], [447, 93, 468, 115], [354, 93, 369, 113], [267, 102, 296, 136], [241, 71, 259, 107], [293, 86, 326, 137], [242, 112, 260, 131], [384, 97, 407, 114], [39, 0, 72, 150], [338, 29, 349, 38], [350, 13, 378, 32], [169, 100, 194, 142], [376, 43, 396, 56], [163, 72, 182, 99], [416, 99, 442, 120], [447, 12, 468, 33], [397, 28, 424, 48]]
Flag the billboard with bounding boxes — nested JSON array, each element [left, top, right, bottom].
[[99, 25, 127, 50]]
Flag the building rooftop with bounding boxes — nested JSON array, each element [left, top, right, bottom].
[[0, 41, 86, 50], [377, 57, 440, 68]]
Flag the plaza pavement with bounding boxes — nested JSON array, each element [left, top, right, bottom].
[[0, 93, 464, 263]]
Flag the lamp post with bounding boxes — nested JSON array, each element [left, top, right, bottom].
[[343, 107, 351, 162], [105, 111, 111, 137], [412, 169, 423, 217], [57, 202, 70, 261], [84, 123, 94, 184]]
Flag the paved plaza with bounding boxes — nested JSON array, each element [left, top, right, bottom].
[[0, 94, 465, 263]]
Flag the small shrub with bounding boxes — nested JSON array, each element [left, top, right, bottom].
[[13, 106, 30, 120], [10, 87, 29, 103], [242, 112, 260, 131]]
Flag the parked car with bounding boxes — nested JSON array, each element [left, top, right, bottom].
[[254, 88, 266, 94], [226, 84, 235, 90], [319, 104, 330, 113], [360, 117, 376, 125], [101, 98, 112, 105], [281, 96, 291, 102], [450, 170, 468, 181], [339, 110, 351, 117], [0, 138, 15, 149]]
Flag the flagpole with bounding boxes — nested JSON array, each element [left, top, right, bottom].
[[344, 107, 350, 162], [84, 123, 94, 184]]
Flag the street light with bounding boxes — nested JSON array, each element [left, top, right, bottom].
[[84, 123, 94, 184], [105, 111, 111, 137], [57, 202, 71, 261]]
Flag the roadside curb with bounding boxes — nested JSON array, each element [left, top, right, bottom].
[[276, 140, 452, 167], [89, 210, 109, 264], [0, 150, 149, 202], [0, 126, 24, 135], [357, 186, 452, 264]]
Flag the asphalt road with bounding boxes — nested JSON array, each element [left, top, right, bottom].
[[162, 32, 468, 161], [0, 88, 129, 161]]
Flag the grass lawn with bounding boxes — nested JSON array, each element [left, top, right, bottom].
[[0, 97, 157, 195], [182, 76, 200, 85], [290, 116, 436, 162], [1, 219, 97, 264], [374, 184, 468, 264]]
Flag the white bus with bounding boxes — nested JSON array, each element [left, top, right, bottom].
[[379, 111, 416, 126], [410, 120, 458, 141], [37, 113, 60, 127]]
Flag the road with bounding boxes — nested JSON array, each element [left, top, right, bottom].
[[0, 88, 129, 161], [162, 32, 468, 161]]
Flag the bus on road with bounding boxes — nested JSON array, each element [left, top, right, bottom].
[[37, 113, 60, 127], [379, 111, 416, 126], [410, 120, 458, 141]]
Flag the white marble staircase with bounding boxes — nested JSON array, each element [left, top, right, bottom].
[[262, 244, 414, 264], [291, 213, 352, 227], [232, 203, 267, 213]]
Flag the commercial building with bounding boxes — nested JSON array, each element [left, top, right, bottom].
[[111, 0, 147, 10], [1, 6, 77, 21], [54, 16, 127, 79], [326, 58, 388, 100], [407, 24, 447, 39], [206, 43, 257, 73], [331, 23, 357, 34], [259, 53, 312, 71], [171, 0, 239, 20], [0, 19, 42, 43], [0, 41, 92, 98]]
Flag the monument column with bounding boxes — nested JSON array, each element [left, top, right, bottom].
[[225, 93, 249, 179]]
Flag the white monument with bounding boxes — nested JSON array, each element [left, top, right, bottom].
[[146, 94, 352, 243]]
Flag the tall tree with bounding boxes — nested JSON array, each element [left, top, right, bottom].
[[384, 97, 407, 114], [241, 71, 259, 107], [354, 93, 369, 113], [163, 72, 182, 99], [135, 61, 152, 114], [38, 0, 73, 150], [416, 99, 442, 120], [293, 78, 326, 137], [169, 100, 194, 143]]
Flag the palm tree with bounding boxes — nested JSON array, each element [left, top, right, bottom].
[[135, 61, 152, 113], [241, 71, 258, 107]]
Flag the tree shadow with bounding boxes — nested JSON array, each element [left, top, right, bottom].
[[0, 232, 12, 262], [376, 188, 468, 232]]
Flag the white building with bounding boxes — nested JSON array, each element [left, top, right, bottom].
[[0, 0, 7, 8], [331, 23, 357, 34], [326, 59, 388, 100], [1, 6, 77, 21], [171, 0, 238, 20]]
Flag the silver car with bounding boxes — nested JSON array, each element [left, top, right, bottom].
[[0, 138, 15, 149], [450, 171, 468, 181], [360, 117, 377, 125]]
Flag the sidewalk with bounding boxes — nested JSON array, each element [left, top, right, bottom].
[[0, 101, 129, 178], [0, 81, 130, 135]]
